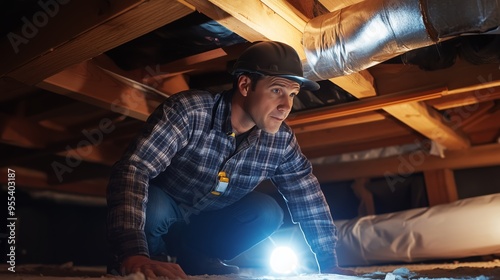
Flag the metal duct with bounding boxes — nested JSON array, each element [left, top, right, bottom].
[[303, 0, 500, 80]]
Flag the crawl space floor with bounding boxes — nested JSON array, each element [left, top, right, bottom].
[[1, 259, 499, 280]]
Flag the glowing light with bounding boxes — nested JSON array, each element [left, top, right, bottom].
[[269, 246, 298, 274]]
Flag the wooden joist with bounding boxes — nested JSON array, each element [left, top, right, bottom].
[[5, 0, 194, 85], [39, 60, 161, 122], [182, 0, 377, 98], [288, 87, 445, 126], [0, 0, 145, 77], [297, 119, 412, 150], [0, 167, 107, 197], [319, 0, 366, 11], [424, 169, 458, 206], [313, 143, 500, 183], [383, 102, 470, 150]]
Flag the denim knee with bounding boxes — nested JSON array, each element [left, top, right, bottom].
[[246, 192, 284, 231], [185, 192, 284, 260]]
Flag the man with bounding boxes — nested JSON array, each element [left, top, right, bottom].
[[107, 41, 351, 278]]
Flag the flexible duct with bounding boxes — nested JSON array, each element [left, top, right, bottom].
[[228, 193, 500, 270], [335, 193, 500, 266], [303, 0, 500, 80]]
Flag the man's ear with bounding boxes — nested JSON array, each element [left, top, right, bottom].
[[237, 75, 251, 97]]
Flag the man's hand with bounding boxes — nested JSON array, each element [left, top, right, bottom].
[[321, 266, 356, 276], [122, 255, 188, 279]]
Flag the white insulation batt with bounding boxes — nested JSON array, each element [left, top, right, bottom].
[[335, 193, 500, 266]]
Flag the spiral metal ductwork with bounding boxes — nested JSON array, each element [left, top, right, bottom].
[[303, 0, 500, 80]]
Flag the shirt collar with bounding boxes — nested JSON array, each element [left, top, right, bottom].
[[214, 90, 262, 141]]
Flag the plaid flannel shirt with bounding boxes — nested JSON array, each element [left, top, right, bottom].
[[107, 89, 338, 270]]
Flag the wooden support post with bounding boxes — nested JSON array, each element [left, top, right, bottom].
[[350, 177, 375, 216], [424, 169, 458, 206]]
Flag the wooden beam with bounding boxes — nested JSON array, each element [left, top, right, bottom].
[[158, 75, 190, 96], [303, 134, 423, 159], [319, 0, 366, 11], [286, 0, 321, 18], [447, 101, 495, 130], [313, 143, 500, 183], [291, 111, 385, 134], [181, 0, 267, 43], [424, 169, 458, 206], [330, 70, 376, 98], [463, 108, 500, 133], [369, 61, 499, 149], [383, 102, 470, 150], [208, 0, 305, 51], [6, 0, 194, 85], [55, 140, 127, 166], [426, 86, 500, 110], [39, 60, 160, 121], [0, 0, 144, 77], [468, 129, 500, 145], [287, 87, 445, 126], [371, 60, 500, 97], [350, 177, 375, 216], [261, 0, 310, 30], [183, 0, 377, 98], [296, 119, 411, 150], [0, 167, 107, 197], [46, 159, 112, 185], [0, 114, 74, 149]]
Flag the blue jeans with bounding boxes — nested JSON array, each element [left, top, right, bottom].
[[145, 185, 284, 260]]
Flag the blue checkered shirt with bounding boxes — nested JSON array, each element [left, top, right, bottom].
[[107, 90, 338, 270]]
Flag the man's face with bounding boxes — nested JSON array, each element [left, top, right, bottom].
[[244, 76, 300, 134]]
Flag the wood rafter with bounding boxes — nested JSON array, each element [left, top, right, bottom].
[[290, 111, 386, 134], [383, 102, 470, 150], [182, 0, 377, 99], [0, 0, 145, 77], [296, 119, 413, 150], [1, 0, 500, 194], [39, 60, 161, 122], [427, 86, 500, 110], [303, 134, 424, 159], [0, 167, 107, 197], [287, 87, 446, 126], [0, 114, 74, 149], [319, 0, 366, 11], [313, 143, 500, 182], [424, 169, 458, 206], [4, 0, 194, 85]]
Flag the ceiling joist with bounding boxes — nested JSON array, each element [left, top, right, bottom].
[[0, 0, 145, 77], [313, 142, 500, 182], [39, 60, 161, 122], [5, 0, 194, 85]]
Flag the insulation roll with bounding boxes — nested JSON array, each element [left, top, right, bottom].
[[335, 193, 500, 266]]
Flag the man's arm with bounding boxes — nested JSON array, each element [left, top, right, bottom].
[[106, 98, 191, 275], [272, 133, 348, 273]]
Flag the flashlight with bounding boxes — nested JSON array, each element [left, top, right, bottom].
[[269, 246, 298, 274]]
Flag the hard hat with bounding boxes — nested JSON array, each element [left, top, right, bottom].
[[232, 41, 320, 91]]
